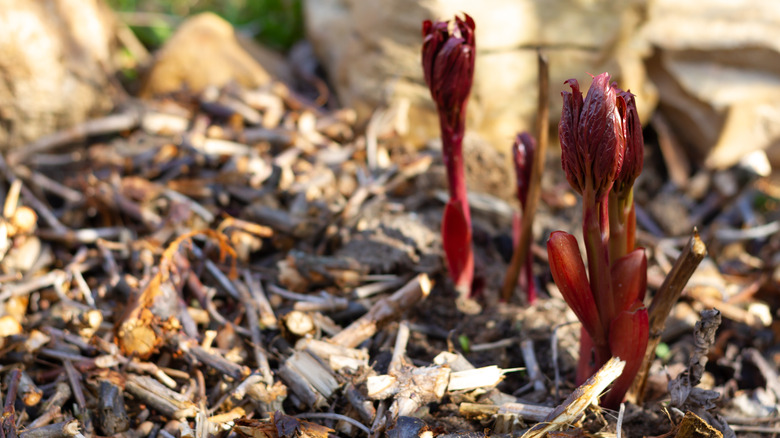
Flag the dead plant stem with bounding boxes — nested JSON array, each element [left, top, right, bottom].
[[501, 51, 549, 301], [627, 229, 707, 404]]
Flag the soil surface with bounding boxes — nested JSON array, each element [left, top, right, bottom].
[[0, 74, 778, 438]]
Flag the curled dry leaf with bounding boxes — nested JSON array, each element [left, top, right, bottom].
[[116, 229, 237, 359], [233, 411, 333, 438]]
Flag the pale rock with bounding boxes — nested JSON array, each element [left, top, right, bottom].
[[643, 0, 780, 169], [0, 0, 119, 150], [140, 13, 274, 97]]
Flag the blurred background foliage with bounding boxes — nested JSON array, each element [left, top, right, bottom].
[[107, 0, 304, 51]]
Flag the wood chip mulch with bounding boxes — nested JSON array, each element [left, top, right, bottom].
[[0, 78, 778, 438]]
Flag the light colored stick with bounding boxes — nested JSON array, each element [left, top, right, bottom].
[[459, 402, 553, 423], [330, 274, 431, 348], [616, 403, 626, 438], [389, 321, 410, 374], [520, 339, 546, 392], [243, 270, 277, 330], [19, 420, 81, 438], [125, 375, 197, 419], [448, 366, 512, 392], [236, 279, 273, 385]]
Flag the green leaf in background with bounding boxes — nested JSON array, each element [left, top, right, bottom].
[[107, 0, 303, 51], [458, 334, 471, 354], [655, 342, 671, 361]]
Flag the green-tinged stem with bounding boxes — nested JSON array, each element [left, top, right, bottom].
[[608, 193, 626, 264], [583, 189, 614, 340], [626, 201, 636, 251], [608, 187, 635, 264]]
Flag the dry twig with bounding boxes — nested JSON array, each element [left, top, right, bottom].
[[521, 357, 625, 437], [501, 51, 549, 301], [629, 230, 707, 404]]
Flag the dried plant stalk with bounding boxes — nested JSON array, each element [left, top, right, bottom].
[[97, 380, 130, 436], [501, 51, 549, 301], [628, 230, 706, 404], [459, 402, 553, 423], [18, 420, 81, 438], [125, 375, 198, 419]]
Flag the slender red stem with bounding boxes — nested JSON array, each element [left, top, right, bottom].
[[513, 212, 537, 304], [582, 188, 614, 342], [523, 255, 536, 303], [440, 122, 470, 224], [576, 327, 612, 384]]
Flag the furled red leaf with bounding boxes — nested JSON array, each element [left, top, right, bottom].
[[547, 231, 602, 343], [559, 73, 625, 200], [559, 78, 585, 195], [424, 14, 476, 298], [422, 13, 475, 133], [612, 89, 644, 198], [513, 132, 536, 208], [578, 73, 625, 199], [602, 303, 649, 409], [442, 199, 474, 291], [610, 248, 647, 315]]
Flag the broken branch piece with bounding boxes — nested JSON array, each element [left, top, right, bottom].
[[522, 357, 626, 437], [330, 273, 431, 348]]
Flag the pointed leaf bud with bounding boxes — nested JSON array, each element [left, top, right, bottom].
[[613, 90, 644, 198], [513, 132, 536, 208], [422, 14, 476, 133], [547, 231, 603, 343], [611, 248, 647, 315], [559, 78, 585, 194], [559, 73, 626, 200]]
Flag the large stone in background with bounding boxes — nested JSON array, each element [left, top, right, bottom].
[[0, 0, 119, 150], [303, 0, 654, 152], [140, 13, 278, 98], [643, 0, 780, 169]]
